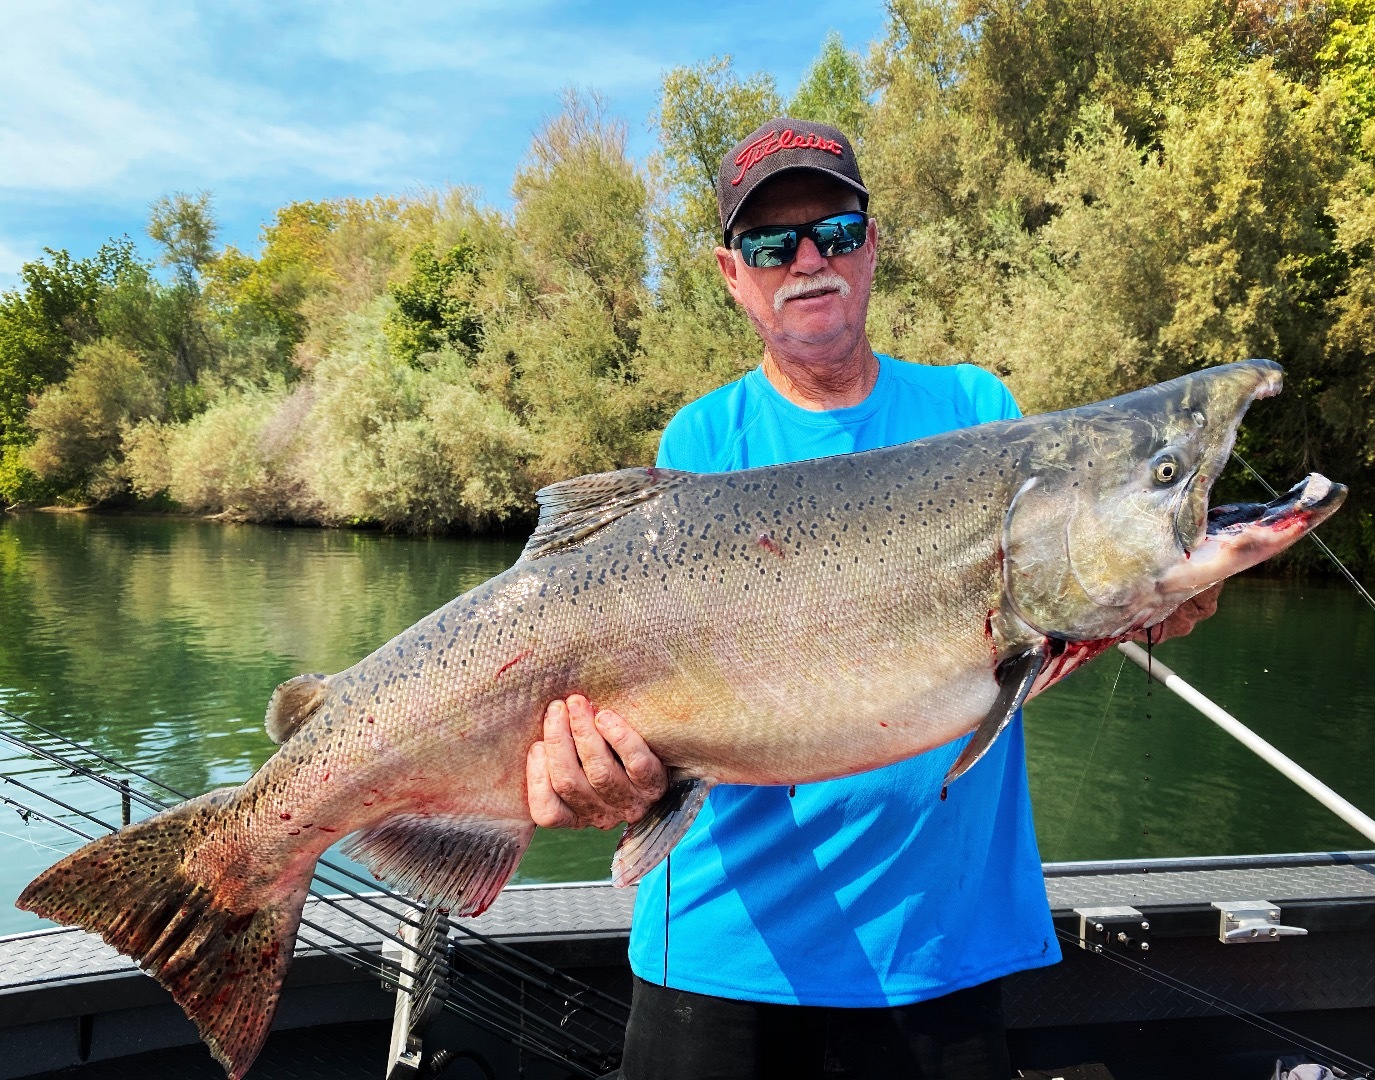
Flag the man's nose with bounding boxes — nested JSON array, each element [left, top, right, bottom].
[[791, 235, 826, 273]]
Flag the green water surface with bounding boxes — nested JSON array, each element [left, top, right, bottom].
[[0, 511, 1371, 935]]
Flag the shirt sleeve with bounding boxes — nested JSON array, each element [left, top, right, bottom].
[[962, 365, 1022, 423]]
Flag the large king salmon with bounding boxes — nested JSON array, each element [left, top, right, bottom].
[[19, 360, 1345, 1078]]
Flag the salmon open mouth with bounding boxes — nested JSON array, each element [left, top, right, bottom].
[[1160, 472, 1346, 593], [1206, 474, 1346, 535]]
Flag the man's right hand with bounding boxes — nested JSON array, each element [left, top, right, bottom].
[[525, 695, 669, 830]]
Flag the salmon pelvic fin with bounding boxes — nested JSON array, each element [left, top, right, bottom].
[[344, 813, 534, 916], [16, 788, 311, 1080]]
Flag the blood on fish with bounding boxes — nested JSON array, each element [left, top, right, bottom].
[[757, 533, 785, 558], [318, 826, 336, 834], [494, 650, 532, 680], [879, 722, 889, 728], [279, 812, 291, 821], [224, 911, 257, 936]]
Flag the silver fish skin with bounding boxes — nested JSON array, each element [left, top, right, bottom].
[[17, 359, 1345, 1079]]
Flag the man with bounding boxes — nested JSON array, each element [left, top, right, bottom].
[[526, 118, 1218, 1079]]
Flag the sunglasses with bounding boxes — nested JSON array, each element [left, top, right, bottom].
[[730, 212, 870, 268]]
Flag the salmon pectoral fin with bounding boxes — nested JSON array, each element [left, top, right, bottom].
[[611, 776, 715, 888], [16, 788, 310, 1080], [942, 646, 1045, 789], [344, 814, 534, 916]]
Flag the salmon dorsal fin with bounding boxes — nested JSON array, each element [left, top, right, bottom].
[[264, 673, 329, 744], [520, 466, 691, 561]]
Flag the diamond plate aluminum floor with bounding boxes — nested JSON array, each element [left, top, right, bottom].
[[0, 881, 638, 994]]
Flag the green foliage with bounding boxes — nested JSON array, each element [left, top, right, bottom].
[[148, 191, 219, 285], [384, 241, 483, 364], [23, 340, 161, 501], [1320, 0, 1375, 146], [789, 31, 869, 133], [0, 240, 144, 440], [651, 56, 784, 274]]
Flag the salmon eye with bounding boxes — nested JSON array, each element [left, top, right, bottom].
[[1153, 457, 1179, 485]]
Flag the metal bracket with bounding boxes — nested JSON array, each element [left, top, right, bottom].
[[1075, 905, 1151, 957], [1211, 900, 1308, 944], [383, 903, 452, 1079]]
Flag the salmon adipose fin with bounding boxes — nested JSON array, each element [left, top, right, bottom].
[[612, 776, 715, 887], [942, 647, 1045, 788], [16, 789, 312, 1080], [344, 814, 534, 916]]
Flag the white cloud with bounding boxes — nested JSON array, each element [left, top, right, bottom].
[[0, 2, 435, 199], [306, 0, 669, 89]]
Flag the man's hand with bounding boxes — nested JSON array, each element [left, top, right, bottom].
[[1136, 581, 1224, 645], [526, 695, 669, 830]]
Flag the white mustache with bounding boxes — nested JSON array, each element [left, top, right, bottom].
[[773, 273, 851, 312]]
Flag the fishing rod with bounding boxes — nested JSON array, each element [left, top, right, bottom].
[[0, 709, 628, 1072]]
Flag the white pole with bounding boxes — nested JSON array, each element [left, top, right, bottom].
[[1115, 641, 1375, 846]]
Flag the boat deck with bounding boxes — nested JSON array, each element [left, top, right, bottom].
[[3, 856, 1374, 1079]]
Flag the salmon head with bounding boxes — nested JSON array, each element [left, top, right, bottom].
[[1000, 359, 1345, 641]]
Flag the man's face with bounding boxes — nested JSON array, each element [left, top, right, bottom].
[[715, 172, 878, 361]]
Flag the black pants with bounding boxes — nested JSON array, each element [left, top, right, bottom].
[[616, 975, 1010, 1080]]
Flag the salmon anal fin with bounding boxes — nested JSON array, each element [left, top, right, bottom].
[[344, 815, 534, 916], [611, 775, 715, 888], [942, 646, 1045, 788], [16, 788, 310, 1080], [520, 466, 692, 561], [264, 673, 329, 744]]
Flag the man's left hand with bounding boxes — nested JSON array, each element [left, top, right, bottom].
[[1135, 581, 1224, 645]]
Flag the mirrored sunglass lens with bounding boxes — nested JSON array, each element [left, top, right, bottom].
[[742, 228, 798, 267], [811, 215, 866, 255]]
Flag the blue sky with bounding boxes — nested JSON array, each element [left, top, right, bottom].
[[0, 1, 889, 290]]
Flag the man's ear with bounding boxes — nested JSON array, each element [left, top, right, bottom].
[[715, 246, 744, 304]]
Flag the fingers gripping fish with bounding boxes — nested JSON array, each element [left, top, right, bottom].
[[18, 360, 1345, 1078]]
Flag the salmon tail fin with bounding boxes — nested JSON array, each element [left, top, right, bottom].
[[344, 814, 533, 916], [16, 788, 311, 1080]]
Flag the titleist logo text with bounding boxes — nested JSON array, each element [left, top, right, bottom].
[[733, 129, 844, 185]]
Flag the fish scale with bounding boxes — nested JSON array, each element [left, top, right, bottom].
[[18, 360, 1347, 1080]]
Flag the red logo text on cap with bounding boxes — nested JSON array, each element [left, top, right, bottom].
[[732, 128, 844, 185]]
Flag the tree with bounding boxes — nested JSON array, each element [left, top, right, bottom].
[[23, 340, 161, 501], [650, 57, 784, 270], [789, 31, 869, 134], [384, 241, 483, 363], [146, 191, 220, 385]]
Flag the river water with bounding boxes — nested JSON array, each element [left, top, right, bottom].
[[1, 512, 1372, 935]]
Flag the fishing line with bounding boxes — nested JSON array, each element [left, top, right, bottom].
[[1231, 452, 1375, 614], [0, 793, 98, 841], [1052, 926, 1373, 1075], [1056, 652, 1127, 849], [1, 773, 118, 833], [0, 827, 76, 856]]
